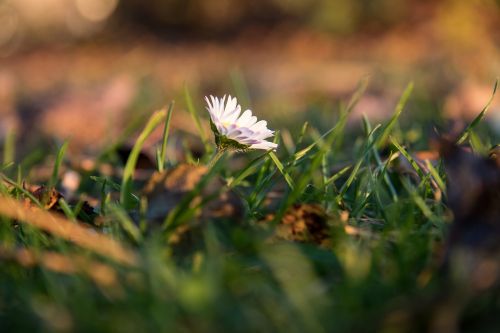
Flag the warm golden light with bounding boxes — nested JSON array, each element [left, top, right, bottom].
[[75, 0, 119, 22]]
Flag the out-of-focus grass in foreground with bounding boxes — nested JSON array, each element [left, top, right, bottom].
[[0, 79, 499, 333]]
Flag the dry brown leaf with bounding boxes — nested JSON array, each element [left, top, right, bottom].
[[262, 203, 331, 246], [29, 185, 63, 210], [143, 163, 242, 222]]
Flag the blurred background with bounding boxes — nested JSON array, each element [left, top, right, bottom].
[[0, 0, 499, 154]]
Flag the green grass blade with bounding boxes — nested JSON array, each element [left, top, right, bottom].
[[363, 115, 398, 202], [3, 128, 15, 166], [401, 178, 439, 224], [97, 112, 150, 163], [325, 166, 351, 186], [269, 151, 295, 190], [163, 153, 226, 230], [120, 109, 167, 208], [48, 141, 69, 189], [390, 136, 424, 179], [425, 160, 446, 195], [339, 124, 381, 197], [108, 204, 143, 244], [228, 152, 269, 188], [377, 82, 414, 147], [292, 78, 369, 164], [457, 79, 498, 145], [0, 174, 43, 208], [58, 198, 76, 221], [158, 101, 175, 172]]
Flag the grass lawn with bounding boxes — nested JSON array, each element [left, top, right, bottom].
[[0, 78, 499, 333]]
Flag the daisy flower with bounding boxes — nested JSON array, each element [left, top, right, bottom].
[[205, 95, 278, 151]]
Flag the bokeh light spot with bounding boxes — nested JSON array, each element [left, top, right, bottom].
[[75, 0, 118, 22]]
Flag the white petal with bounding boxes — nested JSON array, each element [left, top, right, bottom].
[[225, 105, 242, 124], [253, 130, 274, 140], [224, 96, 237, 115], [236, 110, 253, 127], [250, 120, 269, 133], [205, 94, 278, 151], [250, 141, 278, 151]]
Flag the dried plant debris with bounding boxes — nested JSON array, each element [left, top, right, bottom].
[[262, 204, 331, 246], [489, 144, 500, 167], [29, 186, 63, 210], [143, 163, 242, 223], [21, 185, 98, 226], [0, 246, 120, 289], [440, 140, 500, 290], [0, 195, 137, 266]]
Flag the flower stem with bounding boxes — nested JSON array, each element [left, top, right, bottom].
[[207, 149, 226, 169]]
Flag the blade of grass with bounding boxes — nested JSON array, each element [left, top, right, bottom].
[[457, 78, 498, 145], [108, 204, 143, 244], [121, 109, 167, 208], [0, 247, 120, 288], [325, 166, 351, 186], [158, 101, 175, 172], [3, 128, 15, 166], [425, 160, 446, 195], [390, 136, 425, 179], [58, 198, 76, 221], [97, 111, 151, 163], [228, 152, 269, 188], [0, 174, 43, 208], [377, 82, 414, 148], [292, 78, 369, 164], [269, 151, 295, 190], [363, 115, 398, 202], [162, 153, 226, 230], [401, 179, 440, 224], [48, 141, 69, 189], [0, 194, 137, 266], [339, 124, 382, 197]]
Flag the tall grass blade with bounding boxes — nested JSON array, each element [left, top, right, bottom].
[[108, 204, 143, 244], [269, 151, 295, 190], [3, 128, 15, 166], [158, 101, 175, 172], [48, 141, 69, 189], [121, 109, 167, 208], [390, 136, 424, 179], [377, 82, 413, 147], [457, 78, 498, 145]]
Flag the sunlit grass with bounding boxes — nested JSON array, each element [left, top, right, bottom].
[[0, 79, 498, 332]]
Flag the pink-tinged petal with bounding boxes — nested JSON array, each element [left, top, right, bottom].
[[233, 127, 255, 139], [253, 130, 274, 140], [238, 138, 260, 145]]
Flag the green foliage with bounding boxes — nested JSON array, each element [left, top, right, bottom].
[[0, 81, 499, 333], [120, 109, 167, 208]]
